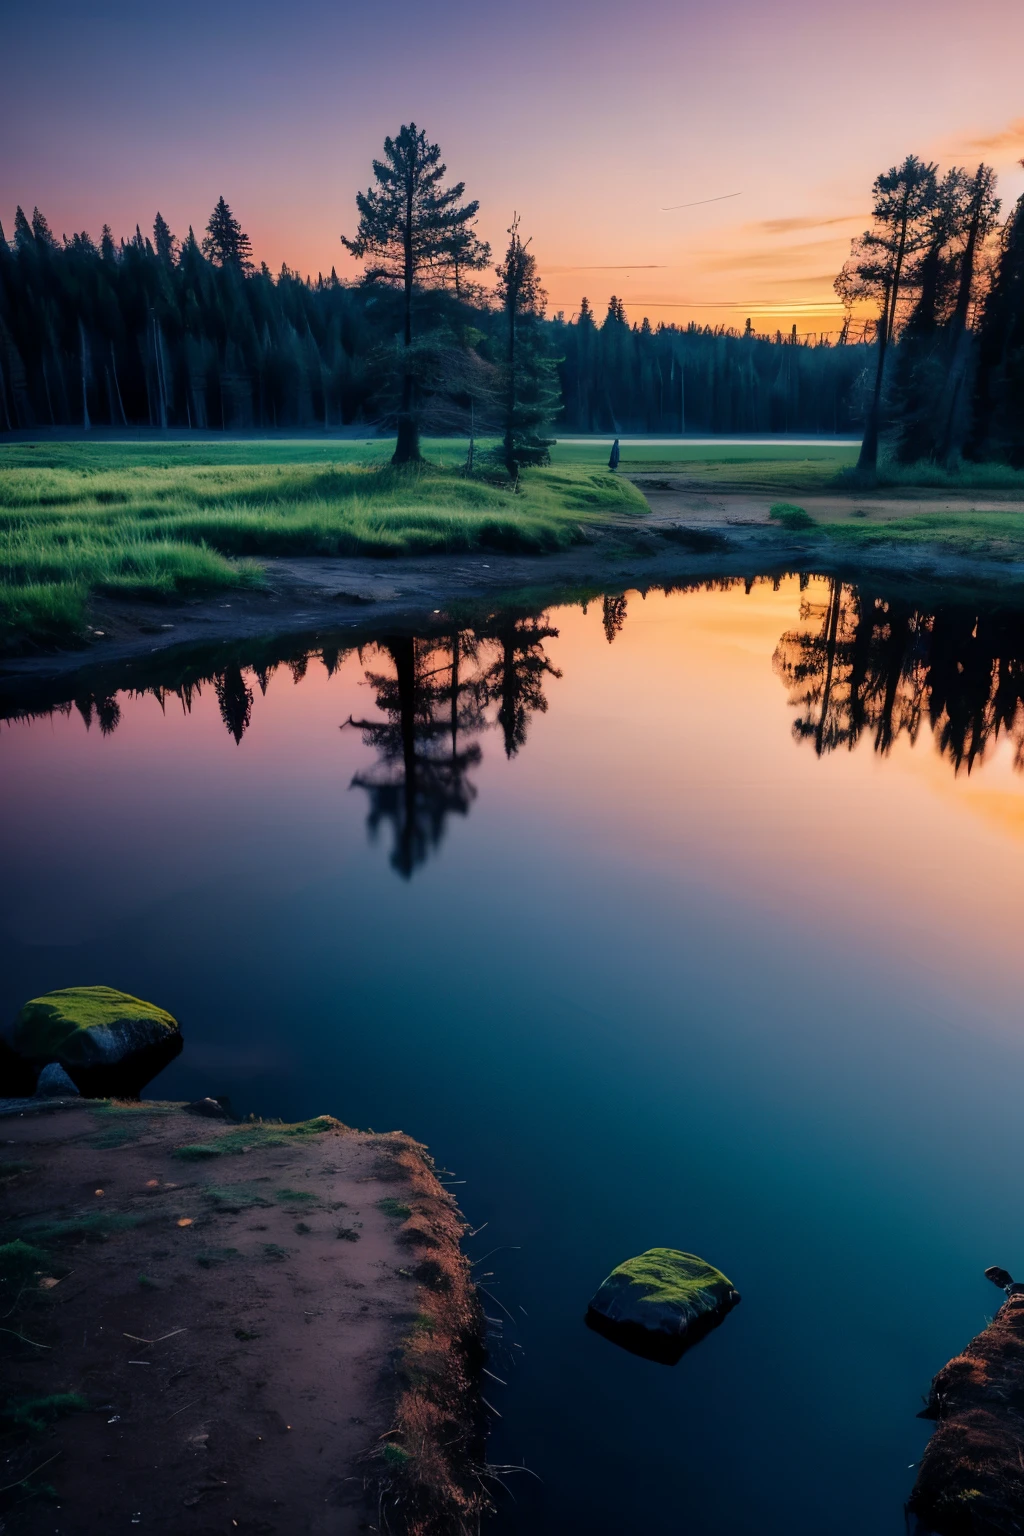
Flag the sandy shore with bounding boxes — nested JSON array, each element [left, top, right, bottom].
[[0, 1100, 486, 1534]]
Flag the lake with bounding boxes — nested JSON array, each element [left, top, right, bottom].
[[5, 574, 1024, 1534]]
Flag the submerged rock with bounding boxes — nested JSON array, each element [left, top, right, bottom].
[[5, 986, 183, 1098], [586, 1247, 741, 1365], [909, 1267, 1024, 1535]]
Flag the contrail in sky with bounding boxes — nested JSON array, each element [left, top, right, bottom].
[[660, 192, 742, 211]]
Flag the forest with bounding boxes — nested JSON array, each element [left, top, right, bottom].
[[0, 133, 1021, 468]]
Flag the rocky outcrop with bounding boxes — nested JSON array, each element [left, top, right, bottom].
[[909, 1269, 1024, 1535], [585, 1247, 741, 1364], [3, 986, 182, 1098]]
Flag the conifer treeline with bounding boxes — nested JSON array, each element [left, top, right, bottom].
[[838, 155, 1024, 471], [0, 201, 873, 437]]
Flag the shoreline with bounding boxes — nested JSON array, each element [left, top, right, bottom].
[[0, 1098, 488, 1535], [4, 500, 1024, 707]]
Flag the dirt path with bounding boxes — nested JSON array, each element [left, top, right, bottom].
[[0, 1101, 485, 1535], [629, 471, 1024, 526]]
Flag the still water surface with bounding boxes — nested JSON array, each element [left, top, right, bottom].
[[5, 577, 1024, 1533]]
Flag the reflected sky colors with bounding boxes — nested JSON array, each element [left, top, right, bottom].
[[5, 0, 1024, 333], [6, 580, 1024, 1530]]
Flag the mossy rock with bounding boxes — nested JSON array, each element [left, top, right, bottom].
[[5, 986, 182, 1099], [585, 1248, 741, 1365]]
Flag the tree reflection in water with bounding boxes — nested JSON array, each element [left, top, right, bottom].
[[344, 617, 561, 876], [14, 577, 1024, 882], [774, 578, 1024, 772]]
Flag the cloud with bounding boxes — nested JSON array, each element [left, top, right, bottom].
[[545, 263, 666, 273], [696, 237, 849, 273], [746, 214, 864, 235], [965, 118, 1024, 156]]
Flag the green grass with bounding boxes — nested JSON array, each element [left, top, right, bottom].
[[377, 1199, 412, 1220], [769, 502, 816, 530], [0, 440, 647, 646], [203, 1183, 273, 1210], [17, 1211, 144, 1245], [549, 438, 860, 492], [174, 1115, 339, 1161], [822, 507, 1024, 558]]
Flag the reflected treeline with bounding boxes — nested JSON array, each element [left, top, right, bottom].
[[774, 579, 1024, 772], [1, 610, 569, 880], [11, 575, 1024, 881]]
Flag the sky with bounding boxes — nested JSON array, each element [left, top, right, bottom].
[[4, 0, 1024, 335]]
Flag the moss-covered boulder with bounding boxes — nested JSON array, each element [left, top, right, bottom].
[[585, 1248, 741, 1365], [5, 986, 182, 1098]]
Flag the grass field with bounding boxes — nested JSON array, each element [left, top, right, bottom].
[[550, 437, 861, 492], [0, 440, 647, 645]]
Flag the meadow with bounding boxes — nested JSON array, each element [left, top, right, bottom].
[[0, 439, 647, 645], [3, 435, 1024, 648]]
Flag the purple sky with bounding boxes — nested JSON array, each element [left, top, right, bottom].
[[5, 0, 1023, 331]]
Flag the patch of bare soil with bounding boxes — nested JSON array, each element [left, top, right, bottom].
[[909, 1291, 1024, 1534], [0, 1102, 486, 1536]]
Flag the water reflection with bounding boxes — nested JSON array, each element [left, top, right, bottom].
[[8, 576, 1024, 883], [774, 578, 1024, 772]]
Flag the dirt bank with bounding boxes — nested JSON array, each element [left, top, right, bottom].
[[0, 1100, 487, 1535], [4, 483, 1024, 698], [908, 1290, 1024, 1535]]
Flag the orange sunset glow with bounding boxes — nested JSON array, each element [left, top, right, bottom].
[[5, 0, 1024, 334]]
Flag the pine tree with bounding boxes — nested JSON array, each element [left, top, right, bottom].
[[835, 155, 937, 474], [494, 216, 561, 476], [970, 170, 1024, 465], [202, 197, 253, 271], [342, 123, 484, 462], [13, 207, 33, 249], [31, 208, 57, 248], [153, 212, 177, 265]]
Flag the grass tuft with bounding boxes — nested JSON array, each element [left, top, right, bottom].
[[377, 1199, 412, 1220], [769, 502, 816, 530], [0, 442, 646, 646]]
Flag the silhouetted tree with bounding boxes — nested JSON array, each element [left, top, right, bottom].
[[836, 155, 937, 475], [494, 215, 560, 476], [342, 124, 486, 463], [970, 165, 1024, 466], [202, 197, 253, 272]]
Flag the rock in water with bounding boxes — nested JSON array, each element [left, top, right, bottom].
[[586, 1248, 740, 1365], [6, 986, 183, 1099]]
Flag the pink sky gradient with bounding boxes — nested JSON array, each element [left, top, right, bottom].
[[5, 0, 1023, 334]]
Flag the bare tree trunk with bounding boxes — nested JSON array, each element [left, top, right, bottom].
[[110, 343, 128, 425]]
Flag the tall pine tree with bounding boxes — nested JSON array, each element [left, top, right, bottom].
[[202, 197, 253, 271], [342, 123, 484, 463], [494, 216, 561, 476]]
